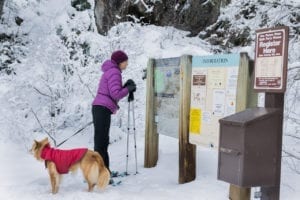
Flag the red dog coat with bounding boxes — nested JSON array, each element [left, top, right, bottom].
[[41, 145, 88, 174]]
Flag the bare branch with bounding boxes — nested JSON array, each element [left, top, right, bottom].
[[33, 87, 52, 98], [285, 134, 300, 140], [283, 150, 300, 160], [75, 69, 95, 98], [286, 116, 300, 124], [30, 108, 57, 146], [283, 154, 300, 174], [288, 66, 300, 72]]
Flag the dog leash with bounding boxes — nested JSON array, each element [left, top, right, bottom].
[[56, 121, 93, 147]]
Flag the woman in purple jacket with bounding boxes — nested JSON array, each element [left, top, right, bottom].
[[92, 50, 136, 172]]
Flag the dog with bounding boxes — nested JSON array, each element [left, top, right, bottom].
[[30, 137, 110, 194]]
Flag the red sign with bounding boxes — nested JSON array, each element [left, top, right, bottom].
[[254, 26, 289, 93]]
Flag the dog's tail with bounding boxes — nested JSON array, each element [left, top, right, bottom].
[[93, 152, 110, 189]]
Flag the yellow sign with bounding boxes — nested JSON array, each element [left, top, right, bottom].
[[190, 108, 202, 134]]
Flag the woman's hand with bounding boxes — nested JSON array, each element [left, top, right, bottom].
[[126, 83, 136, 93], [124, 79, 136, 92], [124, 79, 135, 87]]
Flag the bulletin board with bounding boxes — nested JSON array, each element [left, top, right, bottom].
[[154, 58, 181, 138], [189, 54, 240, 147]]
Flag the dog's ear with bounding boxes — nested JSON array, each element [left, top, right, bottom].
[[33, 140, 39, 149], [40, 137, 50, 147], [40, 137, 48, 144], [32, 140, 40, 151]]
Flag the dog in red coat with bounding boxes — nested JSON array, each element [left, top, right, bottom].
[[30, 137, 110, 194]]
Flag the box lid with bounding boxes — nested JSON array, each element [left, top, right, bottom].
[[219, 107, 281, 127]]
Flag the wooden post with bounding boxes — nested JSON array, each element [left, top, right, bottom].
[[144, 59, 159, 168], [179, 55, 196, 184], [229, 53, 257, 200], [260, 93, 284, 200], [254, 26, 288, 200], [246, 60, 258, 108], [229, 186, 251, 200]]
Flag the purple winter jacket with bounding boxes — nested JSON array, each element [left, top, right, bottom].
[[92, 60, 129, 114]]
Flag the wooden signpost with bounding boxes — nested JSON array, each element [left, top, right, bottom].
[[144, 58, 158, 168], [254, 26, 289, 200], [179, 55, 196, 183], [220, 26, 289, 200]]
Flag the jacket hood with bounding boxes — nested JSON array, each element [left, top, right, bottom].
[[101, 60, 120, 72]]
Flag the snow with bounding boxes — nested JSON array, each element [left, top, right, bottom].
[[0, 131, 231, 200], [0, 0, 300, 199], [0, 132, 300, 199]]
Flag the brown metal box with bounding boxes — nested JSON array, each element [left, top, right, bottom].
[[217, 107, 282, 187]]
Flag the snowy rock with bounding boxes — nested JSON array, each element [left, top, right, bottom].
[[15, 16, 23, 26], [0, 0, 4, 17], [71, 0, 91, 11], [94, 0, 230, 36]]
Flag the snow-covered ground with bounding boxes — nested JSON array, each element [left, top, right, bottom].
[[0, 131, 228, 200], [0, 0, 300, 199], [0, 131, 299, 200]]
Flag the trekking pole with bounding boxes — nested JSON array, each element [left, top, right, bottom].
[[125, 91, 138, 175], [126, 96, 131, 175], [132, 99, 138, 175]]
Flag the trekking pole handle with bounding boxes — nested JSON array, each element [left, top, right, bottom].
[[128, 92, 134, 102]]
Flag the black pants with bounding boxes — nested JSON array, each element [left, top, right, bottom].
[[92, 105, 112, 170]]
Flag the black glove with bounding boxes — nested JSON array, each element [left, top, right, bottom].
[[126, 84, 136, 93], [124, 79, 135, 87]]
